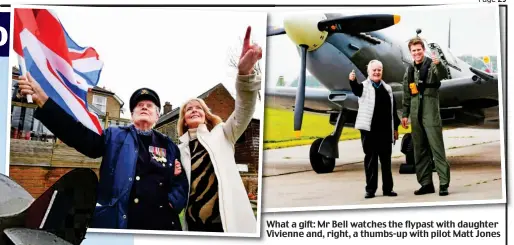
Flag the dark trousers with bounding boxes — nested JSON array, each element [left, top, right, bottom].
[[127, 202, 182, 231], [360, 130, 394, 194], [186, 221, 224, 232]]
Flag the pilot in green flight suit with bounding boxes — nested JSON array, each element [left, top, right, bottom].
[[401, 37, 451, 196]]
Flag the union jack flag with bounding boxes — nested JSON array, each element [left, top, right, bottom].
[[13, 8, 104, 135]]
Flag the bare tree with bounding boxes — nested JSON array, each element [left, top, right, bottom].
[[228, 36, 262, 101]]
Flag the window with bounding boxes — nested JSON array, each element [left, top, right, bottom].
[[236, 164, 249, 172], [10, 105, 34, 140], [32, 118, 54, 142], [92, 95, 107, 113], [10, 103, 59, 142]]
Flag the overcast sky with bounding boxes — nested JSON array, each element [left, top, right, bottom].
[[10, 6, 267, 119], [9, 5, 501, 117], [266, 4, 500, 86]]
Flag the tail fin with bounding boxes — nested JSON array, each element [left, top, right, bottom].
[[23, 169, 98, 245], [1, 169, 98, 245]]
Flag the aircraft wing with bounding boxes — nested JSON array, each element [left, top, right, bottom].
[[264, 86, 344, 113], [264, 69, 498, 117], [0, 169, 98, 245], [3, 228, 73, 245], [438, 70, 498, 109]]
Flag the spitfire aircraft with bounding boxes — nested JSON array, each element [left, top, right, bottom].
[[265, 13, 499, 174], [0, 169, 98, 245]]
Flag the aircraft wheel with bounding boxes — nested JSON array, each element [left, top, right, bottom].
[[310, 138, 336, 174], [399, 133, 416, 174]]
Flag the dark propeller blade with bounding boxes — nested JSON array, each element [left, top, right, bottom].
[[318, 14, 400, 33], [267, 26, 286, 36], [294, 45, 308, 135]]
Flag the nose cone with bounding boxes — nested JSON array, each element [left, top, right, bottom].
[[283, 13, 329, 51]]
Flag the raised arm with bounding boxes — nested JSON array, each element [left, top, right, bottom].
[[18, 73, 105, 158], [349, 69, 363, 97], [432, 53, 448, 83], [223, 73, 261, 144], [222, 26, 263, 144]]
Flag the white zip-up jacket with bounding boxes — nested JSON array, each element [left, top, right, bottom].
[[354, 79, 395, 141]]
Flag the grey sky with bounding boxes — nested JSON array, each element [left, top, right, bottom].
[[266, 5, 500, 85], [10, 6, 267, 119]]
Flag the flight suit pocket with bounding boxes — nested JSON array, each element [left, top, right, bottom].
[[423, 87, 438, 98], [421, 97, 442, 127]]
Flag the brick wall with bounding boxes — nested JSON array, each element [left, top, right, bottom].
[[156, 120, 179, 143], [204, 86, 235, 121], [235, 120, 260, 200], [9, 166, 100, 198], [156, 85, 236, 143], [235, 120, 260, 174]]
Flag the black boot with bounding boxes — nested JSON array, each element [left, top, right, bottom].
[[383, 191, 398, 197], [439, 184, 449, 196], [365, 192, 375, 199], [414, 184, 435, 195]]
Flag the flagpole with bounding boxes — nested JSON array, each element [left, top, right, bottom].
[[17, 55, 33, 103]]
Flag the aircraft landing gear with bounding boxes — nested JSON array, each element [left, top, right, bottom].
[[399, 132, 436, 174], [399, 133, 416, 174], [310, 138, 335, 173], [309, 110, 346, 173]]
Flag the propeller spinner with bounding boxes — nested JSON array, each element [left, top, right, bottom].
[[278, 13, 401, 136], [283, 13, 329, 52]]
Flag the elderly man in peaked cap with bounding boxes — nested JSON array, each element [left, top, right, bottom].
[[17, 75, 189, 231]]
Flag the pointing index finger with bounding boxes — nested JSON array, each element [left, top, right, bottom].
[[242, 26, 251, 52]]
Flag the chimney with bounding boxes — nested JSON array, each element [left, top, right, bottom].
[[163, 101, 172, 114]]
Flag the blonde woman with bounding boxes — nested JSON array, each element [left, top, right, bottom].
[[176, 26, 261, 233]]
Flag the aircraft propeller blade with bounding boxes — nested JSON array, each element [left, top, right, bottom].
[[294, 45, 308, 135], [317, 14, 400, 33]]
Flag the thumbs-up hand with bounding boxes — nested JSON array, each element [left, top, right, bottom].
[[349, 69, 356, 81], [432, 52, 439, 65]]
